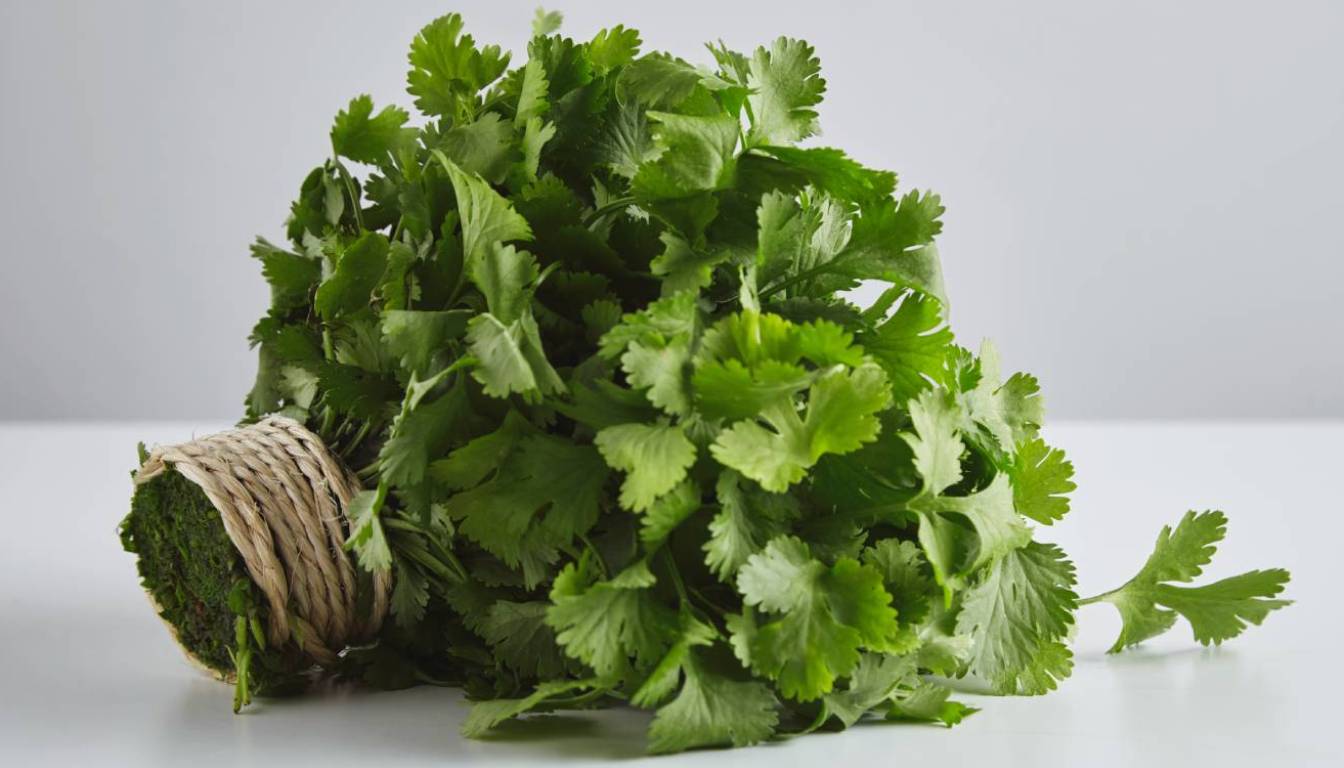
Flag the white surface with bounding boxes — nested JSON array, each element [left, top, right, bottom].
[[3, 0, 1343, 420], [0, 421, 1338, 766]]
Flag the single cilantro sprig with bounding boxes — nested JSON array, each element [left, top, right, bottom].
[[1080, 511, 1291, 653]]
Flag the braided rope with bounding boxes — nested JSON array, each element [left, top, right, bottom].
[[134, 416, 391, 667]]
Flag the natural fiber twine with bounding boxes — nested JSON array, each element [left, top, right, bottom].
[[134, 416, 391, 668]]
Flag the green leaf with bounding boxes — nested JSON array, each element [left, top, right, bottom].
[[703, 470, 800, 581], [965, 340, 1044, 454], [390, 561, 429, 628], [588, 26, 642, 76], [1087, 511, 1292, 652], [514, 59, 550, 127], [710, 363, 891, 492], [478, 600, 568, 678], [1009, 438, 1076, 525], [621, 337, 692, 416], [407, 13, 511, 118], [735, 536, 897, 700], [649, 231, 730, 295], [378, 378, 474, 488], [547, 558, 679, 677], [932, 474, 1032, 572], [886, 680, 978, 727], [647, 652, 779, 754], [862, 292, 954, 403], [473, 243, 538, 324], [466, 312, 565, 401], [344, 487, 392, 572], [746, 38, 825, 147], [381, 309, 471, 376], [530, 7, 563, 37], [821, 652, 916, 728], [447, 433, 608, 587], [618, 53, 715, 109], [251, 238, 320, 310], [751, 145, 896, 202], [640, 479, 701, 548], [902, 388, 964, 497], [632, 112, 739, 200], [331, 95, 411, 164], [862, 539, 935, 627], [439, 112, 515, 184], [954, 541, 1078, 694], [814, 192, 947, 304], [429, 410, 533, 490], [599, 291, 700, 360], [314, 232, 390, 321], [461, 679, 599, 738], [595, 422, 698, 512], [436, 151, 533, 267]]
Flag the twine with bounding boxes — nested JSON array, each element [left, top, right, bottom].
[[134, 416, 391, 668]]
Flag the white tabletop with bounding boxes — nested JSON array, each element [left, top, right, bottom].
[[0, 421, 1337, 767]]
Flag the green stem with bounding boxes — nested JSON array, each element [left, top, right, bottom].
[[759, 260, 835, 300], [339, 420, 375, 459], [582, 196, 637, 227], [331, 155, 365, 231]]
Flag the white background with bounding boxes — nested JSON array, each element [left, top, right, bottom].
[[1, 0, 1341, 421]]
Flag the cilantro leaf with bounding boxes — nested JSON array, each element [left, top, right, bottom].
[[821, 652, 916, 728], [445, 432, 608, 587], [886, 680, 978, 727], [902, 388, 966, 497], [954, 541, 1078, 694], [461, 679, 601, 738], [735, 536, 897, 700], [1009, 438, 1076, 525], [703, 470, 800, 581], [588, 26, 642, 77], [344, 486, 391, 572], [1084, 511, 1292, 652], [331, 95, 412, 165], [436, 152, 533, 267], [407, 14, 510, 118], [478, 600, 568, 678], [862, 291, 954, 403], [314, 232, 389, 321], [530, 8, 563, 37], [711, 362, 891, 492], [746, 38, 825, 147], [547, 559, 679, 677], [647, 651, 779, 754], [595, 422, 698, 512], [633, 112, 740, 200]]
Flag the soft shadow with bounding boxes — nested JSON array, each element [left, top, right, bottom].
[[1075, 644, 1227, 667]]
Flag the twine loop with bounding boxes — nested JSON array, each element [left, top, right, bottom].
[[134, 416, 390, 667]]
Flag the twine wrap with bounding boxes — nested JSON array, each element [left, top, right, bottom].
[[134, 416, 390, 668]]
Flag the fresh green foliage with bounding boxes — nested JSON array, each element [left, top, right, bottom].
[[145, 5, 1291, 755], [1081, 511, 1292, 652]]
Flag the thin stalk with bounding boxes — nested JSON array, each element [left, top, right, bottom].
[[582, 196, 637, 227], [330, 154, 365, 231]]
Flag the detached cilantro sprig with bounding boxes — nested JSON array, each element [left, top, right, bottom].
[[1081, 511, 1292, 652]]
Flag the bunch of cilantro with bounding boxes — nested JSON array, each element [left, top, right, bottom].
[[239, 8, 1291, 753]]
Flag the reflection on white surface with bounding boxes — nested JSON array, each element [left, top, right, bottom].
[[0, 422, 1338, 766]]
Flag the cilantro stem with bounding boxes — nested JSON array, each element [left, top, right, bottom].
[[582, 196, 637, 227], [330, 153, 365, 231], [758, 261, 835, 300]]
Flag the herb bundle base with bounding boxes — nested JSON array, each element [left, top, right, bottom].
[[120, 7, 1292, 754]]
